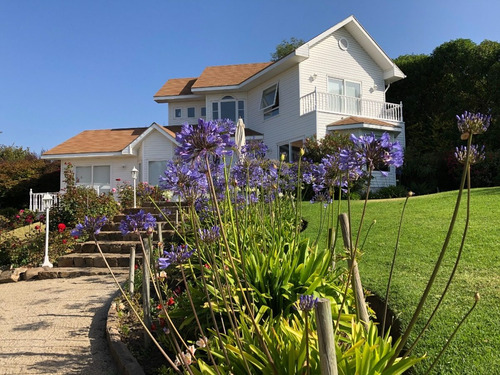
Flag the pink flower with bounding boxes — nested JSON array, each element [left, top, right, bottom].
[[111, 188, 117, 193]]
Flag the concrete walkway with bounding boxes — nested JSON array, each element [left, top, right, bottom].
[[0, 275, 125, 375]]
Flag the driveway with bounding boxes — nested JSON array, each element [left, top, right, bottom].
[[0, 275, 124, 375]]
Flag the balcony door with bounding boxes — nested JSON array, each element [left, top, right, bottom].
[[327, 78, 361, 115]]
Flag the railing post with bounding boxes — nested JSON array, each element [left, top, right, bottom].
[[29, 189, 33, 211], [315, 298, 338, 375], [129, 245, 136, 295], [143, 235, 152, 347]]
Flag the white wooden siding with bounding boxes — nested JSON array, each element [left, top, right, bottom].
[[168, 100, 206, 125], [141, 129, 175, 184]]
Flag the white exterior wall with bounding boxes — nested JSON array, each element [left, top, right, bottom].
[[246, 66, 316, 160], [59, 156, 138, 192], [300, 28, 385, 106], [168, 100, 206, 125], [140, 129, 176, 184]]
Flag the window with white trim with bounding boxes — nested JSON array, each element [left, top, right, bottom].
[[187, 107, 195, 118], [327, 78, 361, 115], [278, 139, 303, 163], [148, 160, 167, 185], [211, 96, 244, 122], [175, 109, 181, 118], [75, 165, 110, 193], [261, 83, 279, 119]]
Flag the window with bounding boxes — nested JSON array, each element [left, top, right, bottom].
[[261, 84, 279, 119], [278, 140, 303, 163], [75, 165, 110, 193], [327, 78, 361, 114], [148, 160, 167, 185], [187, 107, 195, 118], [201, 107, 206, 117], [175, 109, 181, 118], [212, 96, 244, 122]]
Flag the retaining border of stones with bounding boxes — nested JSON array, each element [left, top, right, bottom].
[[106, 301, 146, 375]]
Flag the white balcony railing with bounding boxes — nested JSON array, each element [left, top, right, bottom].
[[300, 91, 403, 122]]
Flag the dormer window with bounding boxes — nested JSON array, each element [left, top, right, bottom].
[[261, 84, 279, 119]]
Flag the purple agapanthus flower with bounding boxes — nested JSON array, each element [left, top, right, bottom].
[[175, 118, 236, 163], [158, 244, 196, 270], [198, 226, 220, 245], [241, 140, 269, 160], [455, 144, 486, 165], [119, 210, 156, 236], [71, 216, 108, 237], [339, 132, 403, 179], [159, 159, 208, 203], [304, 153, 346, 199], [298, 294, 319, 312], [456, 111, 491, 139]]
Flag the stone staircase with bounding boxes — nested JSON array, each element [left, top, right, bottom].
[[38, 202, 182, 279]]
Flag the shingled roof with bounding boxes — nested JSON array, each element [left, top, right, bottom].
[[43, 125, 177, 156], [154, 62, 273, 98]]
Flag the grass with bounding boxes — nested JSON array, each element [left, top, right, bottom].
[[301, 186, 500, 375]]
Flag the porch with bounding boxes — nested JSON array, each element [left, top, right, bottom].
[[300, 90, 403, 122]]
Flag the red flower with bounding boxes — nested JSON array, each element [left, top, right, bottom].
[[151, 323, 157, 331], [167, 297, 175, 306], [35, 225, 40, 230], [58, 223, 66, 233], [203, 263, 211, 269], [134, 264, 138, 270], [157, 304, 162, 310], [62, 239, 67, 244], [73, 235, 79, 240]]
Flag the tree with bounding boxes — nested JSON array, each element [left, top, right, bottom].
[[271, 37, 305, 61], [387, 38, 500, 193]]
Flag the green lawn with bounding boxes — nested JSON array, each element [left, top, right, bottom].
[[301, 187, 500, 375]]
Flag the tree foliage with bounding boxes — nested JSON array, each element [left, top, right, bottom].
[[271, 37, 305, 61], [387, 38, 500, 193], [0, 145, 60, 210]]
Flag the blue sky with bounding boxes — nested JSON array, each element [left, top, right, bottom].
[[1, 0, 499, 154]]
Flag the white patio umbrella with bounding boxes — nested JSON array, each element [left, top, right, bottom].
[[235, 117, 246, 159]]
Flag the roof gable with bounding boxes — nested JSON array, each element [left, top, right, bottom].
[[42, 128, 148, 156]]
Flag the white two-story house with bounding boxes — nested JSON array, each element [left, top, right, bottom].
[[154, 15, 405, 187], [42, 15, 405, 194]]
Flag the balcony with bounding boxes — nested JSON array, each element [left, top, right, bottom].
[[300, 91, 403, 122]]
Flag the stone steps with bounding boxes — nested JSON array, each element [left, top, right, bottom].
[[54, 204, 181, 271], [37, 267, 129, 280], [57, 253, 142, 268]]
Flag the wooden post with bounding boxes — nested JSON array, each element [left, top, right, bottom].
[[315, 298, 338, 375], [142, 236, 152, 347], [128, 245, 136, 295], [339, 213, 370, 328]]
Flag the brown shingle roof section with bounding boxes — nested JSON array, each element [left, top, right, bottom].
[[192, 63, 273, 89], [328, 116, 396, 127], [154, 78, 197, 97], [43, 128, 147, 156]]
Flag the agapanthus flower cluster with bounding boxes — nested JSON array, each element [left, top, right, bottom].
[[158, 244, 196, 270], [175, 118, 236, 163], [241, 140, 269, 160], [456, 111, 491, 139], [71, 216, 108, 237], [339, 132, 403, 179], [198, 226, 220, 245], [119, 209, 157, 236], [298, 294, 319, 312], [303, 153, 346, 200], [455, 144, 486, 165], [160, 159, 208, 204]]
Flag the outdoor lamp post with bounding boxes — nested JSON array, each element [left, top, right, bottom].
[[42, 193, 53, 268], [131, 166, 138, 208]]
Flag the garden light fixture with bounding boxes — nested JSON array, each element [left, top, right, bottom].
[[131, 166, 138, 208], [42, 193, 53, 268]]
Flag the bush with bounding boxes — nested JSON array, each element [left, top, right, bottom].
[[369, 185, 409, 199]]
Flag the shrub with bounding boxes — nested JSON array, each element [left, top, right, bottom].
[[369, 185, 409, 199]]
